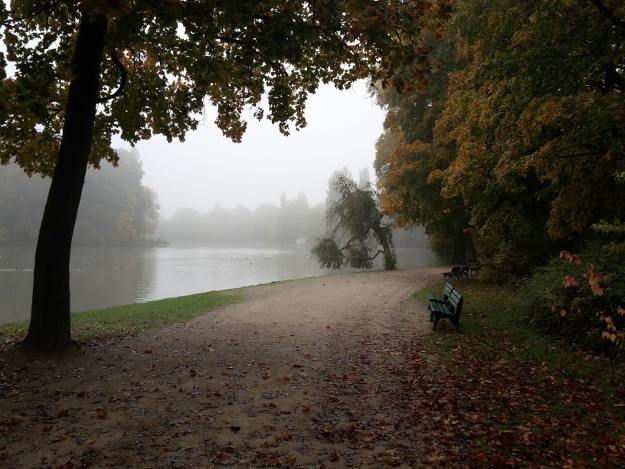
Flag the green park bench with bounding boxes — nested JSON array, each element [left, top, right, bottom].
[[443, 264, 481, 280], [468, 263, 481, 276], [428, 281, 454, 304], [428, 282, 464, 330], [442, 265, 470, 280], [442, 265, 463, 280]]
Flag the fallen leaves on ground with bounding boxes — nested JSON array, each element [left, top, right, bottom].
[[2, 318, 625, 467], [397, 336, 625, 467]]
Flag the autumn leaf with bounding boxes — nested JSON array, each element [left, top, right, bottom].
[[562, 275, 579, 288], [603, 316, 616, 331], [587, 264, 606, 296], [559, 251, 583, 266]]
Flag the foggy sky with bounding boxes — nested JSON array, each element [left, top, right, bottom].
[[113, 81, 385, 217]]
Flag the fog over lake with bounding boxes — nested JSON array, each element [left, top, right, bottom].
[[0, 244, 437, 324], [0, 80, 440, 325]]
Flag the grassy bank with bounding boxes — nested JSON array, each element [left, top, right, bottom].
[[413, 282, 617, 379], [411, 281, 625, 466], [0, 290, 243, 345]]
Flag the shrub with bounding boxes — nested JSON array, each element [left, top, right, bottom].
[[521, 245, 625, 352], [479, 240, 531, 284]]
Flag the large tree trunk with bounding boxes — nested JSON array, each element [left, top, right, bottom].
[[23, 13, 107, 350], [451, 235, 467, 265], [381, 240, 396, 270], [373, 226, 396, 270]]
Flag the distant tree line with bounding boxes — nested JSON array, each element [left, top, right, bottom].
[[0, 149, 158, 246], [1, 153, 427, 250], [156, 168, 428, 248], [157, 193, 325, 245]]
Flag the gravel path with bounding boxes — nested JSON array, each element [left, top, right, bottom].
[[1, 267, 443, 468]]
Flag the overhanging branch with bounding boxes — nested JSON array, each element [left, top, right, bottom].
[[97, 50, 127, 103]]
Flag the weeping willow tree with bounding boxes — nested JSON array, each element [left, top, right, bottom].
[[312, 176, 396, 271]]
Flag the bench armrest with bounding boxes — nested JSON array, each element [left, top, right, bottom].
[[428, 298, 448, 304]]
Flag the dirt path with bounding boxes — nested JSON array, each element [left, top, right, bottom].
[[1, 267, 443, 468]]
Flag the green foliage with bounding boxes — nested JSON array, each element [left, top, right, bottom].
[[0, 289, 242, 344], [591, 219, 625, 254], [374, 42, 472, 264], [345, 240, 375, 269], [521, 246, 625, 352], [438, 0, 625, 240], [1, 0, 449, 175], [473, 202, 551, 283], [383, 248, 397, 271], [590, 173, 625, 253], [376, 0, 625, 280], [312, 174, 396, 271], [310, 238, 344, 269], [327, 176, 380, 239]]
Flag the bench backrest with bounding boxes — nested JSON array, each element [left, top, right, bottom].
[[447, 287, 464, 318], [443, 282, 454, 298]]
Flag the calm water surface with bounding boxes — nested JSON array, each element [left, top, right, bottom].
[[0, 244, 438, 324]]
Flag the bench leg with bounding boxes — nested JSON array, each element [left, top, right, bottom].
[[433, 315, 440, 331], [428, 305, 434, 322]]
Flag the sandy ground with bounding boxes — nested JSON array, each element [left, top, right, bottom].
[[0, 267, 444, 468]]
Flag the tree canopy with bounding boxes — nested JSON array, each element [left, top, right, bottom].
[[0, 0, 448, 175], [375, 0, 625, 280]]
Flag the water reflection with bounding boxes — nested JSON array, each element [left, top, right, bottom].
[[0, 244, 438, 324]]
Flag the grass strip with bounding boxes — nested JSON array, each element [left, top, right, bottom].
[[414, 281, 620, 382], [0, 289, 243, 344]]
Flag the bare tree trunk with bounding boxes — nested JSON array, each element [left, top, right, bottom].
[[373, 226, 396, 270], [23, 12, 107, 351], [451, 234, 467, 265]]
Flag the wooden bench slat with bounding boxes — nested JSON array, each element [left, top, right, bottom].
[[427, 281, 464, 330], [430, 302, 449, 313], [428, 292, 444, 302]]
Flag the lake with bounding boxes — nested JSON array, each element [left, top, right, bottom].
[[0, 244, 438, 324]]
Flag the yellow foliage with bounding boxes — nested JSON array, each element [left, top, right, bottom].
[[511, 29, 537, 47], [587, 264, 606, 297]]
